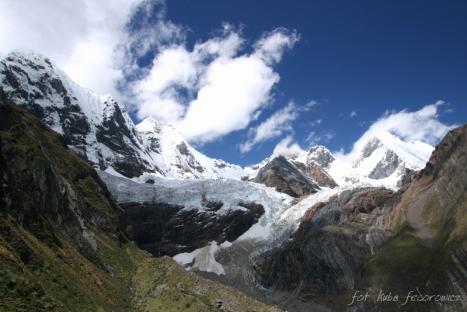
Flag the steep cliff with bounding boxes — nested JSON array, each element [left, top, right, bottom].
[[364, 124, 467, 311]]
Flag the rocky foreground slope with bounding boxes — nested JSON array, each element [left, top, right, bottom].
[[0, 101, 281, 312]]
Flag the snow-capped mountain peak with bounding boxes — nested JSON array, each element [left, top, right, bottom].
[[306, 145, 335, 168], [136, 117, 245, 181], [1, 50, 435, 189], [0, 51, 244, 180], [373, 131, 433, 168], [135, 116, 163, 132], [329, 130, 434, 188], [353, 131, 433, 171]]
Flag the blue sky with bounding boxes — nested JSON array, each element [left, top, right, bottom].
[[2, 0, 465, 166], [131, 0, 466, 165]]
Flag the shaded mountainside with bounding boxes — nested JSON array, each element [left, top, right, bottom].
[[254, 125, 467, 312], [0, 101, 281, 312]]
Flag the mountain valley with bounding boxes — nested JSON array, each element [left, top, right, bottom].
[[1, 51, 466, 312]]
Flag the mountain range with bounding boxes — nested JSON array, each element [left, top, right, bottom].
[[0, 51, 434, 186], [1, 51, 465, 312]]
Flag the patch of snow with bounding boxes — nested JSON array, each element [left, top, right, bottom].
[[174, 241, 225, 275], [104, 166, 127, 179], [278, 187, 340, 226]]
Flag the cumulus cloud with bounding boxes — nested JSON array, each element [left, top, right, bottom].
[[1, 0, 299, 145], [238, 99, 321, 153], [0, 0, 152, 96], [253, 28, 300, 64], [271, 135, 305, 158], [239, 101, 299, 153], [349, 110, 357, 118], [340, 100, 457, 160], [132, 25, 299, 142]]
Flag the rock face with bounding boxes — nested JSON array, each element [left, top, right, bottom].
[[371, 124, 467, 311], [292, 160, 338, 188], [254, 125, 467, 312], [120, 201, 264, 256], [0, 51, 244, 180], [254, 187, 396, 310], [0, 101, 282, 312], [367, 149, 400, 179], [253, 156, 320, 197], [386, 124, 467, 240]]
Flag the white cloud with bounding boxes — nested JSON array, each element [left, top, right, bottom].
[[121, 0, 185, 63], [253, 28, 300, 64], [239, 101, 299, 153], [271, 135, 305, 158], [349, 110, 357, 118], [304, 100, 319, 111], [0, 0, 299, 145], [338, 100, 457, 160], [305, 131, 335, 146], [132, 26, 299, 142], [0, 0, 153, 96], [133, 46, 199, 121]]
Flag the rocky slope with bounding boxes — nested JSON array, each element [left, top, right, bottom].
[[0, 101, 282, 312], [372, 124, 467, 310], [245, 145, 338, 188], [253, 125, 467, 312], [0, 51, 243, 180], [253, 156, 320, 197]]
